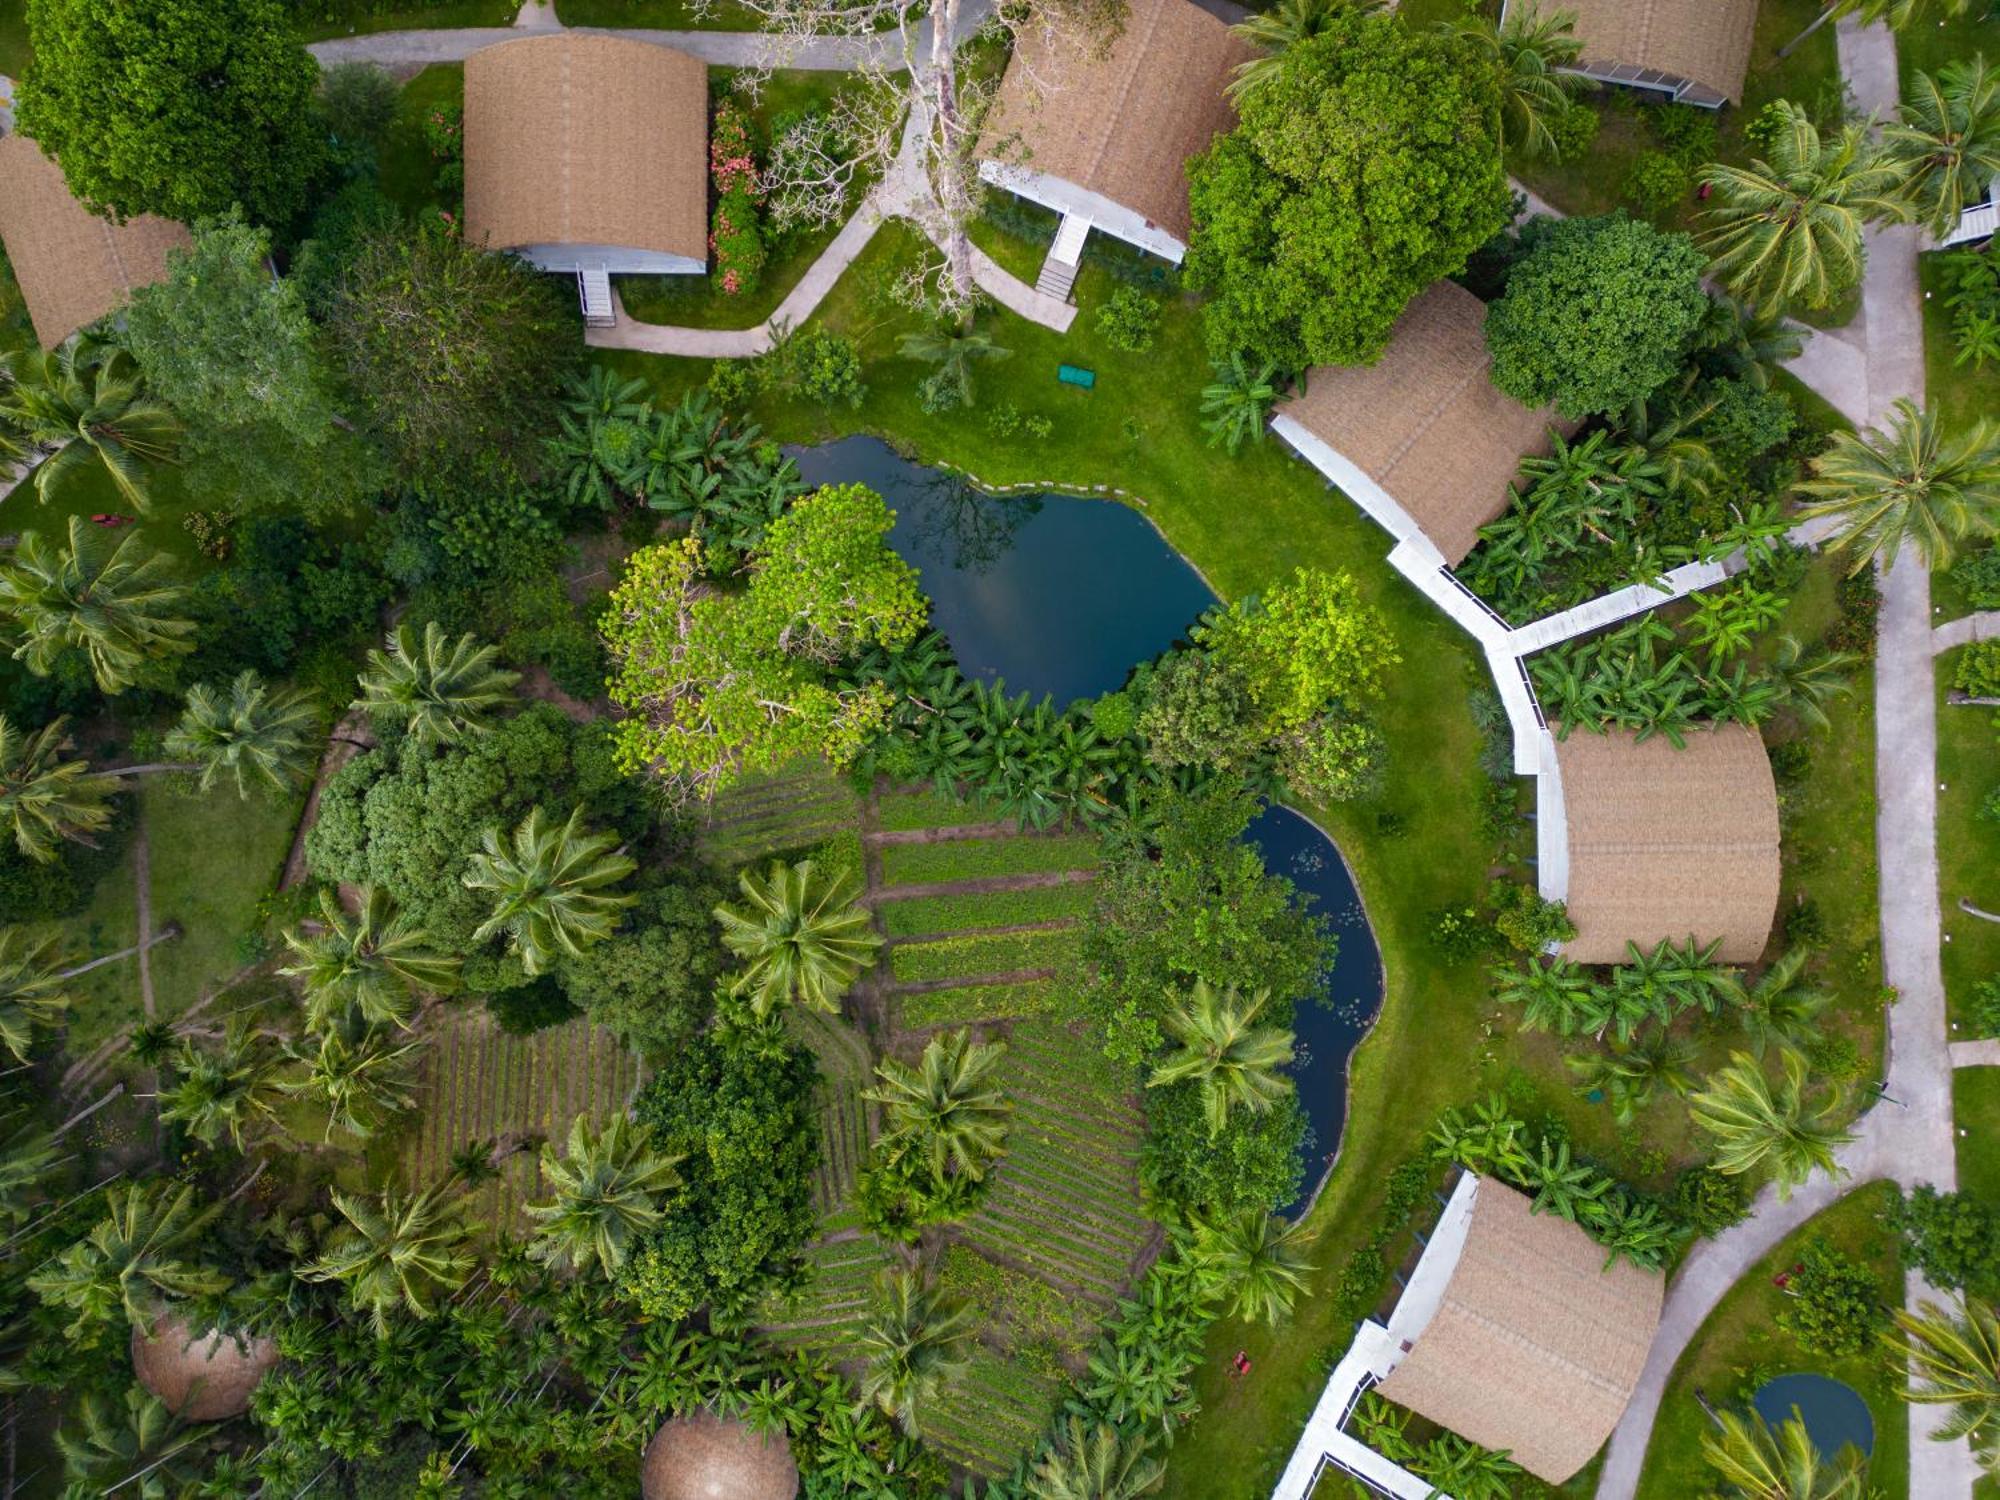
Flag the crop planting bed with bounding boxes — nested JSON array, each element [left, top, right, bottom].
[[699, 758, 863, 869], [403, 1009, 642, 1233], [877, 833, 1101, 886], [889, 927, 1082, 984], [926, 1343, 1063, 1476], [901, 979, 1057, 1028], [875, 787, 1002, 832], [879, 882, 1095, 937]]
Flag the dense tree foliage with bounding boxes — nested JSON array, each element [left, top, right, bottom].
[[1892, 1186, 2000, 1297], [1184, 10, 1510, 368]]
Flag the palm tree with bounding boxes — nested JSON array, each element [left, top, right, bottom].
[[0, 928, 74, 1063], [0, 338, 181, 508], [854, 1266, 977, 1437], [463, 806, 637, 976], [1698, 103, 1906, 313], [1147, 980, 1294, 1136], [27, 1181, 227, 1335], [1689, 1048, 1854, 1198], [1493, 954, 1597, 1034], [0, 713, 117, 863], [0, 516, 197, 693], [866, 1028, 1012, 1183], [1199, 354, 1284, 455], [352, 622, 521, 744], [299, 1183, 475, 1335], [1703, 1407, 1868, 1499], [1885, 57, 2000, 238], [1445, 5, 1584, 160], [1192, 1209, 1315, 1324], [1741, 947, 1834, 1057], [525, 1114, 684, 1281], [1027, 1415, 1165, 1500], [0, 1122, 58, 1226], [164, 670, 320, 797], [157, 1023, 282, 1150], [896, 324, 1011, 410], [1778, 0, 1977, 62], [1695, 295, 1808, 392], [1797, 400, 2000, 572], [1766, 635, 1857, 730], [714, 859, 880, 1019], [280, 886, 461, 1031], [1884, 1296, 2000, 1469], [56, 1385, 213, 1497], [1227, 0, 1386, 101], [1519, 1137, 1609, 1222], [1566, 1032, 1699, 1125], [279, 1022, 423, 1142]]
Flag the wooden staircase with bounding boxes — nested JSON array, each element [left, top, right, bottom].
[[1035, 214, 1090, 303], [577, 265, 615, 327]]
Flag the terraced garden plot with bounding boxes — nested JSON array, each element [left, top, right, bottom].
[[757, 1231, 897, 1357], [926, 1343, 1063, 1477], [699, 759, 864, 869], [402, 1009, 643, 1234], [874, 787, 1004, 832], [877, 833, 1101, 886], [901, 979, 1058, 1028], [889, 927, 1082, 984], [880, 882, 1095, 937]]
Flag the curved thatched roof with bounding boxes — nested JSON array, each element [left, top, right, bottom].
[[131, 1315, 279, 1422], [642, 1410, 799, 1500], [1554, 0, 1759, 103]]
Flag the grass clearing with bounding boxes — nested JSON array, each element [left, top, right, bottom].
[[296, 1, 513, 41], [380, 65, 465, 218], [556, 0, 762, 27], [1960, 1070, 2000, 1202], [1921, 252, 2000, 436], [878, 832, 1100, 885], [0, 0, 26, 76], [875, 786, 1005, 832], [1938, 650, 2000, 1032]]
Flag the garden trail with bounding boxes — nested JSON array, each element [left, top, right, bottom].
[[1594, 18, 1975, 1500], [1935, 611, 2000, 652]]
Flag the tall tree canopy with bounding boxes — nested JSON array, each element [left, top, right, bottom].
[[1184, 10, 1511, 369], [16, 0, 325, 225]]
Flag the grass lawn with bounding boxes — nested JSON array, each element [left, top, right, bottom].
[[1896, 6, 1994, 92], [1957, 1070, 2000, 1201], [295, 1, 515, 42], [380, 65, 466, 217], [1634, 1181, 1908, 1500], [0, 0, 26, 77], [1920, 252, 2000, 435], [1937, 649, 2000, 1032], [557, 0, 763, 27]]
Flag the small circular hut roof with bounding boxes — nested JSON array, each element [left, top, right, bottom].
[[131, 1314, 279, 1422], [642, 1410, 799, 1500]]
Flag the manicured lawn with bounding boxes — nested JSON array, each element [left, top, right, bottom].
[[1957, 1070, 2000, 1201], [557, 0, 762, 27], [0, 0, 27, 77], [380, 64, 465, 217], [295, 1, 515, 43], [1920, 252, 2000, 435], [1896, 6, 1993, 92], [1635, 1181, 1908, 1500], [1938, 649, 2000, 1032]]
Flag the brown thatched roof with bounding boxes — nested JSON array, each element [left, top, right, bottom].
[[463, 34, 707, 262], [1555, 722, 1781, 965], [131, 1315, 279, 1422], [1375, 1177, 1662, 1484], [642, 1411, 798, 1500], [0, 133, 189, 350], [977, 0, 1254, 242], [1558, 0, 1759, 103], [1276, 280, 1564, 566]]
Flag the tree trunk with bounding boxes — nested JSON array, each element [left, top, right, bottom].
[[54, 923, 182, 979], [927, 0, 978, 308], [1775, 3, 1838, 60], [102, 762, 200, 778]]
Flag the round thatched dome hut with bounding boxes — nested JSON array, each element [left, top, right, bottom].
[[641, 1410, 799, 1500], [131, 1314, 279, 1421]]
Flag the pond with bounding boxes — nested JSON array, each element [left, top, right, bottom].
[[794, 436, 1385, 1216], [1753, 1373, 1875, 1459]]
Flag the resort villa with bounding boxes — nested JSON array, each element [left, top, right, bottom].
[[462, 33, 709, 327], [1274, 1172, 1664, 1497], [976, 0, 1253, 301], [0, 132, 189, 350], [1508, 0, 1759, 108]]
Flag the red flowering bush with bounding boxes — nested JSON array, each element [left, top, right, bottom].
[[709, 102, 766, 296]]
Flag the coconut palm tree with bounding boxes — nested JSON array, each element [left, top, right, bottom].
[[0, 713, 117, 863], [157, 1023, 282, 1150], [896, 324, 1011, 411], [0, 928, 75, 1063], [0, 516, 196, 693], [525, 1114, 684, 1280], [1198, 354, 1284, 455], [1797, 400, 2000, 572], [279, 1021, 423, 1142], [27, 1180, 227, 1335], [867, 1028, 1012, 1184], [280, 886, 461, 1032], [1698, 103, 1906, 313], [854, 1266, 977, 1437], [0, 1122, 58, 1226], [1689, 1048, 1854, 1198], [1566, 1032, 1699, 1125], [1147, 980, 1294, 1136], [1767, 635, 1857, 730], [1884, 57, 2000, 238], [352, 622, 521, 745], [1741, 947, 1834, 1058], [299, 1183, 475, 1335], [1702, 1407, 1868, 1499], [1227, 0, 1386, 101], [1192, 1209, 1315, 1324], [1027, 1415, 1165, 1500], [56, 1385, 214, 1497], [464, 806, 636, 976], [164, 670, 321, 798], [1884, 1296, 2000, 1470], [714, 858, 880, 1019], [0, 339, 181, 509], [1695, 294, 1808, 392], [1445, 5, 1585, 160]]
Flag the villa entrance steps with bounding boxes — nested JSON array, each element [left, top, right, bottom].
[[1036, 213, 1090, 302], [577, 265, 615, 327]]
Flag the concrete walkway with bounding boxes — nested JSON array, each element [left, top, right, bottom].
[[1594, 18, 1976, 1500], [1935, 611, 2000, 652], [1951, 1039, 2000, 1068]]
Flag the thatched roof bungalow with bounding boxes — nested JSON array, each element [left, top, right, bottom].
[[976, 0, 1253, 269], [131, 1316, 280, 1423], [643, 1410, 798, 1500], [1553, 723, 1782, 965], [1508, 0, 1759, 108], [0, 133, 189, 350], [1374, 1175, 1662, 1485], [463, 33, 708, 322], [1272, 279, 1564, 568]]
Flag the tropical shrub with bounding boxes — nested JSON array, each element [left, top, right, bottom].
[[1773, 1239, 1885, 1356], [711, 102, 768, 295], [1622, 151, 1690, 216], [1891, 1186, 2000, 1297], [1955, 641, 2000, 697], [1094, 287, 1161, 353], [1954, 546, 2000, 609], [1938, 240, 2000, 371], [1144, 1081, 1307, 1218]]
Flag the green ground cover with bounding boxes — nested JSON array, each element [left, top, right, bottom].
[[1634, 1181, 1908, 1500], [1961, 1070, 2000, 1202], [1938, 649, 2000, 1032], [1921, 252, 2000, 435], [0, 0, 26, 78], [879, 882, 1094, 936], [556, 0, 761, 28], [874, 786, 1003, 831], [878, 831, 1100, 885], [378, 64, 465, 217], [1896, 6, 1993, 92], [888, 926, 1079, 983], [697, 757, 865, 868], [295, 1, 513, 41], [900, 978, 1057, 1027]]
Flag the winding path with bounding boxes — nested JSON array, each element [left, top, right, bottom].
[[1594, 18, 1976, 1499]]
